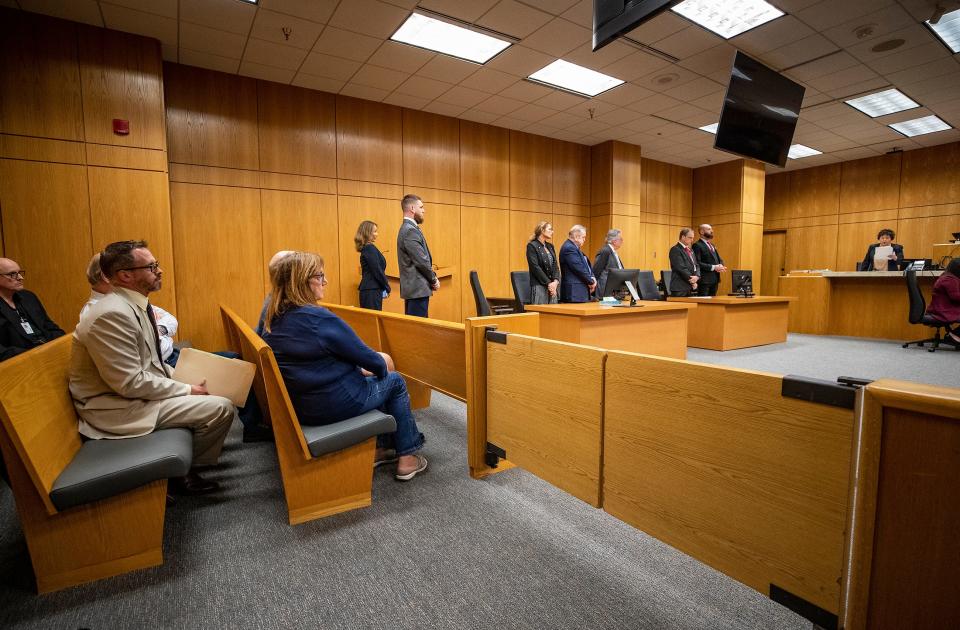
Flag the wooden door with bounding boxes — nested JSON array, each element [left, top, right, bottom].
[[761, 231, 786, 296]]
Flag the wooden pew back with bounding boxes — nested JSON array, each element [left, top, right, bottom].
[[219, 305, 271, 426], [0, 335, 80, 514]]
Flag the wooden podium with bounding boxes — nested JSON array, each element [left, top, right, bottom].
[[667, 295, 795, 350]]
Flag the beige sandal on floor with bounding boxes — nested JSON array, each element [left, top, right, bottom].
[[395, 454, 428, 481]]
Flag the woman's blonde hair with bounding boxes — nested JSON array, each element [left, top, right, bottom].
[[263, 251, 325, 333], [530, 220, 552, 241], [354, 220, 377, 252]]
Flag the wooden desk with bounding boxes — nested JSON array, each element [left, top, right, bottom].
[[778, 271, 942, 340], [524, 301, 695, 359], [667, 296, 795, 350]]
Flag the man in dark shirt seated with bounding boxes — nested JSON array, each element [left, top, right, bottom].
[[0, 257, 64, 362]]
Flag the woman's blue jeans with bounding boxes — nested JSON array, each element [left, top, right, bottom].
[[358, 373, 424, 456]]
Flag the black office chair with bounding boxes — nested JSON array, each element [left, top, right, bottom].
[[660, 270, 673, 297], [636, 271, 663, 300], [510, 271, 531, 313], [469, 270, 492, 317], [902, 269, 955, 352]]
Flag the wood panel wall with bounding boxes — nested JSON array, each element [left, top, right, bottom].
[[764, 146, 960, 272], [588, 141, 693, 276], [0, 10, 172, 332]]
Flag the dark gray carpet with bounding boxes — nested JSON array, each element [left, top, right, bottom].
[[687, 333, 960, 389], [1, 394, 811, 629]]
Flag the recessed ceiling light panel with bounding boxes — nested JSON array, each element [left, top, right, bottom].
[[844, 88, 919, 118], [699, 123, 719, 134], [390, 13, 511, 64], [528, 60, 624, 97], [926, 8, 960, 53], [671, 0, 785, 39], [787, 144, 821, 159], [889, 115, 952, 137]]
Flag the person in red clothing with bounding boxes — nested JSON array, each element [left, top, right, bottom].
[[926, 258, 960, 346]]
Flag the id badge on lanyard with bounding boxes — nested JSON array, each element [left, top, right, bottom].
[[20, 317, 34, 335]]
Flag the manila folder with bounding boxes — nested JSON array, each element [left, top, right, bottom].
[[172, 348, 255, 407]]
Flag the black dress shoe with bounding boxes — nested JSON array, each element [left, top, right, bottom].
[[169, 472, 220, 495], [242, 425, 274, 443]]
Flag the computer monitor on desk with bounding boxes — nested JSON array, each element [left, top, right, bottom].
[[729, 270, 755, 297], [603, 268, 642, 304]]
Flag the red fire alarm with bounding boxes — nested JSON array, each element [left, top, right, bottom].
[[112, 119, 130, 135]]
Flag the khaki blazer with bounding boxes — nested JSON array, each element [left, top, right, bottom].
[[70, 287, 190, 439]]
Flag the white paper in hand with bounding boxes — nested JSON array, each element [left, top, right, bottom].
[[172, 348, 255, 406], [873, 245, 893, 270]]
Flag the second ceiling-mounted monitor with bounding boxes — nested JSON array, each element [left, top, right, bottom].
[[592, 0, 677, 51]]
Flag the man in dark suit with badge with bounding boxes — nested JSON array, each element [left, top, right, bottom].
[[397, 194, 439, 318], [692, 224, 727, 296], [668, 228, 701, 297], [0, 257, 64, 362]]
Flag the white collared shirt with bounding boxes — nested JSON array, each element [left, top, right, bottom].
[[609, 243, 623, 269]]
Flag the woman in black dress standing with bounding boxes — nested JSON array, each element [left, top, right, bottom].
[[355, 220, 390, 310], [526, 220, 560, 304]]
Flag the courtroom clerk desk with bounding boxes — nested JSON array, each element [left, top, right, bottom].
[[667, 296, 795, 350], [524, 301, 696, 359], [778, 271, 942, 340]]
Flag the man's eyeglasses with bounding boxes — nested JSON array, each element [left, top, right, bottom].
[[1, 270, 25, 280], [120, 262, 161, 274]]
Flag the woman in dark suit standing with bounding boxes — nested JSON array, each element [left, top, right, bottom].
[[355, 220, 390, 310], [526, 220, 560, 304], [861, 228, 904, 271]]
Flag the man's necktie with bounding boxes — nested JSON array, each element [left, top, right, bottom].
[[145, 303, 165, 363]]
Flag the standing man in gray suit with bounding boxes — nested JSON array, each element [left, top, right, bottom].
[[69, 240, 236, 495], [397, 194, 439, 318]]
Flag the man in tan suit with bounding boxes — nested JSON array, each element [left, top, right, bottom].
[[69, 240, 235, 494]]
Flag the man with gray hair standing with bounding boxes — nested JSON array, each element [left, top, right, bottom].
[[592, 228, 625, 297], [560, 225, 596, 303], [397, 194, 438, 318]]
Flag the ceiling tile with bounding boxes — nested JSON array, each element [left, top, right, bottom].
[[180, 0, 256, 35], [763, 33, 840, 70], [796, 0, 898, 32], [734, 16, 814, 55], [179, 48, 241, 74], [395, 75, 452, 99], [250, 9, 325, 50], [243, 38, 308, 71], [654, 26, 720, 60], [563, 40, 635, 71], [624, 92, 684, 115], [537, 90, 588, 110], [180, 22, 247, 58], [823, 76, 887, 100], [417, 0, 499, 22], [459, 109, 501, 124], [350, 64, 410, 91], [416, 55, 480, 84], [300, 52, 362, 81], [312, 26, 381, 63], [435, 85, 489, 107], [624, 11, 687, 44], [663, 76, 724, 102], [805, 63, 880, 94], [239, 60, 296, 83], [367, 41, 435, 73], [476, 0, 553, 39], [459, 67, 517, 92], [498, 80, 555, 102], [475, 94, 526, 116], [820, 3, 915, 49], [328, 0, 410, 39], [561, 0, 592, 26], [102, 0, 177, 20], [509, 102, 559, 122], [520, 0, 580, 16], [787, 51, 860, 82], [594, 106, 642, 126], [258, 0, 339, 24], [383, 92, 431, 109], [339, 83, 390, 101], [421, 101, 469, 117], [542, 110, 583, 128], [522, 18, 591, 57], [846, 24, 931, 64], [594, 82, 656, 107], [381, 0, 418, 8], [101, 4, 178, 48], [485, 45, 556, 78], [494, 116, 532, 131], [678, 43, 737, 77], [600, 50, 671, 83], [865, 42, 951, 76], [292, 73, 345, 93], [20, 0, 103, 26]]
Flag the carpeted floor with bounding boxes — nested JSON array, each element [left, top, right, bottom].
[[1, 393, 812, 630]]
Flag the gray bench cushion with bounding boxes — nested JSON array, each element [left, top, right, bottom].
[[50, 428, 193, 511], [303, 410, 396, 458]]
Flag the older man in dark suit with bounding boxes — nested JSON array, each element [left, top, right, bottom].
[[592, 229, 624, 297], [397, 194, 439, 318], [560, 225, 596, 303], [668, 227, 701, 297], [0, 257, 64, 362]]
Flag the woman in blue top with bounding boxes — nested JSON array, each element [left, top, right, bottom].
[[355, 220, 390, 310], [262, 252, 427, 481]]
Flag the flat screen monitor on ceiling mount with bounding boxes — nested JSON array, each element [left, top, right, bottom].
[[714, 51, 806, 168], [592, 0, 676, 51]]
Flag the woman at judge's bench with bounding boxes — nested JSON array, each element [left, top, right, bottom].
[[356, 220, 390, 311], [926, 257, 960, 346], [262, 252, 428, 481], [526, 221, 560, 305], [860, 228, 904, 271]]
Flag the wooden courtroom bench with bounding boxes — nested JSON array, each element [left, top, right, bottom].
[[220, 305, 395, 525], [0, 335, 193, 593]]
